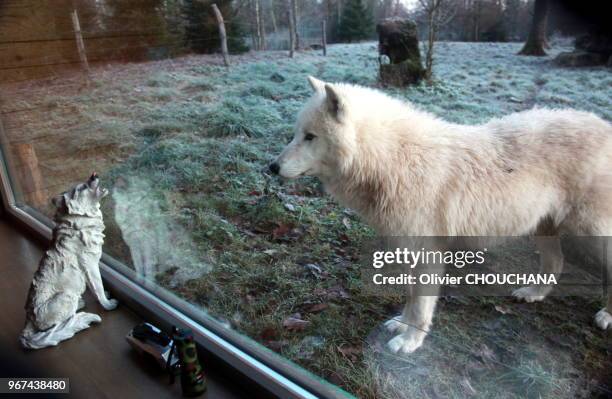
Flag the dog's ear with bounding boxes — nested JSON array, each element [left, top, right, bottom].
[[324, 84, 344, 121], [307, 76, 325, 93]]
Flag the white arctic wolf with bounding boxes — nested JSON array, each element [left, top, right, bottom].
[[270, 76, 612, 354], [20, 173, 118, 349]]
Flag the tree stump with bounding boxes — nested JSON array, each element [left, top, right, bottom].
[[555, 31, 612, 67], [377, 18, 424, 87]]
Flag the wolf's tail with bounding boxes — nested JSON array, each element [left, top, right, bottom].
[[19, 321, 38, 348], [19, 313, 101, 350]]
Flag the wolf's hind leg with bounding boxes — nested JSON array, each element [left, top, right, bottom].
[[513, 235, 563, 302], [33, 292, 80, 331], [21, 312, 101, 349]]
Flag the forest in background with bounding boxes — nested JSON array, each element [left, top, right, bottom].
[[1, 0, 605, 83]]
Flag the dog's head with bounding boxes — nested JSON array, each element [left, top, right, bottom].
[[52, 173, 108, 217], [269, 76, 357, 179]]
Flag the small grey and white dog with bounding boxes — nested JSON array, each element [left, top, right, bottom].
[[20, 173, 118, 349]]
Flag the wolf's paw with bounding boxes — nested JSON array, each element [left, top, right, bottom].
[[73, 313, 101, 330], [384, 316, 409, 334], [387, 331, 426, 354], [83, 313, 102, 324], [595, 308, 612, 330], [102, 299, 118, 311], [512, 286, 551, 303]]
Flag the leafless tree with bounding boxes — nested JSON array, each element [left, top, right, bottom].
[[250, 0, 266, 50], [418, 0, 456, 81], [287, 0, 296, 57], [269, 0, 278, 33], [519, 0, 549, 56], [291, 0, 299, 49]]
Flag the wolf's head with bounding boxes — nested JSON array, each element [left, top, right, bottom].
[[52, 173, 108, 217], [269, 76, 359, 179]]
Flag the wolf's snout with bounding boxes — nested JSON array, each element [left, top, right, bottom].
[[269, 162, 280, 175]]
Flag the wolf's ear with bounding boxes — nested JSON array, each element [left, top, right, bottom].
[[51, 194, 64, 208], [324, 84, 344, 121], [307, 76, 325, 93]]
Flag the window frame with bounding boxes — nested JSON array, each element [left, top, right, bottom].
[[0, 117, 352, 399]]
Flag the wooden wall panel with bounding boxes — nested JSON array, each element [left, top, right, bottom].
[[0, 0, 167, 83]]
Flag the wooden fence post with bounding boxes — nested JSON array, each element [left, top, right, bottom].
[[211, 4, 230, 67], [70, 9, 90, 75], [322, 19, 327, 56]]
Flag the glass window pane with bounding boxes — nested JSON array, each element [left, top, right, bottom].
[[1, 2, 611, 398]]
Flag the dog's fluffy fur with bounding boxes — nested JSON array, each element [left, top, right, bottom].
[[20, 174, 118, 349], [272, 77, 612, 354]]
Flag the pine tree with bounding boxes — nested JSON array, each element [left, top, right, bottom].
[[337, 0, 373, 43]]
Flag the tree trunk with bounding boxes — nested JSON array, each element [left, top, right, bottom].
[[287, 0, 295, 57], [474, 15, 479, 41], [519, 0, 549, 56], [70, 8, 90, 75], [257, 0, 266, 50], [270, 0, 278, 33], [211, 3, 229, 67], [292, 0, 299, 49], [382, 0, 393, 18], [425, 11, 435, 81], [322, 19, 327, 56], [252, 0, 262, 50]]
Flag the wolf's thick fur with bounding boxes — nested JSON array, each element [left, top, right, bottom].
[[20, 174, 118, 349], [272, 77, 612, 354]]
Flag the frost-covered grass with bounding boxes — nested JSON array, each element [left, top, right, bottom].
[[2, 42, 611, 399]]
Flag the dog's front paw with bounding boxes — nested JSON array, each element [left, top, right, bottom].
[[384, 316, 409, 334], [102, 299, 118, 311], [512, 286, 550, 303], [595, 308, 612, 330], [387, 330, 426, 354]]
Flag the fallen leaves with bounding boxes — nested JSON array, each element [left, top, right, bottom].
[[272, 223, 291, 240], [271, 223, 305, 242], [337, 344, 361, 362], [459, 376, 478, 396], [342, 217, 352, 229], [303, 302, 329, 314], [282, 313, 310, 331], [474, 343, 498, 364], [494, 304, 514, 315], [303, 263, 330, 279]]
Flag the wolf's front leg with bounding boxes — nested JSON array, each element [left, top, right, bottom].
[[386, 294, 439, 354], [513, 236, 563, 302], [595, 241, 612, 330], [83, 257, 118, 311]]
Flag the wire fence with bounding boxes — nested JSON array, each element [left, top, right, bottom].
[[1, 5, 330, 79]]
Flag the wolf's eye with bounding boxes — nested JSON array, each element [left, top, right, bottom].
[[304, 133, 316, 141]]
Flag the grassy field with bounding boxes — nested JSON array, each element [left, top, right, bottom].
[[2, 41, 611, 398]]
